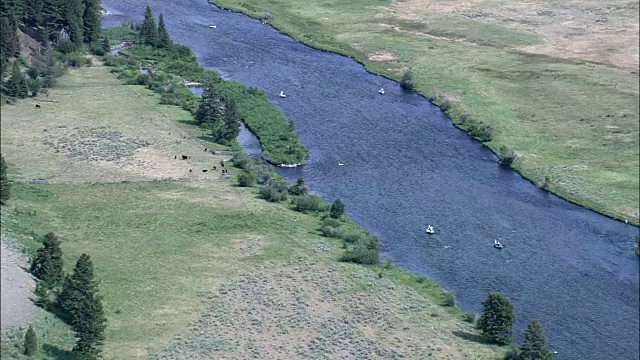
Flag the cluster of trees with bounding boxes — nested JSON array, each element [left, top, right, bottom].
[[29, 233, 106, 359], [1, 0, 104, 100], [196, 85, 241, 144], [478, 292, 554, 359], [0, 155, 9, 204], [139, 6, 171, 49]]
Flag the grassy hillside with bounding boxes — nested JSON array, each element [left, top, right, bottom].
[[0, 64, 505, 359], [211, 0, 640, 224]]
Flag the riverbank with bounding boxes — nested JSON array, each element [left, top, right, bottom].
[[0, 64, 506, 358], [104, 26, 309, 166], [210, 0, 640, 225]]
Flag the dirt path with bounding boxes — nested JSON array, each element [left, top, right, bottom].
[[1, 234, 37, 332]]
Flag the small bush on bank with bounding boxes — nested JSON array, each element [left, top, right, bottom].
[[253, 165, 274, 185], [443, 291, 456, 307], [463, 311, 477, 324], [459, 111, 469, 123], [322, 226, 345, 238], [400, 69, 416, 91], [469, 122, 493, 142], [260, 12, 272, 21], [259, 179, 288, 202], [321, 217, 342, 229], [293, 194, 326, 213], [232, 152, 255, 170], [329, 198, 345, 219], [498, 145, 516, 166], [237, 170, 255, 187], [289, 177, 308, 195], [440, 99, 450, 111], [341, 235, 380, 265], [343, 232, 363, 244]]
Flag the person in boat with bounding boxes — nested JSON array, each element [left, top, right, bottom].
[[426, 225, 434, 234], [379, 88, 385, 94]]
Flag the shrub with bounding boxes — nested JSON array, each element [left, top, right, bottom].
[[329, 198, 345, 219], [427, 91, 439, 101], [443, 291, 456, 307], [289, 176, 308, 195], [459, 111, 469, 123], [237, 170, 255, 187], [231, 152, 255, 170], [400, 69, 416, 91], [342, 232, 363, 244], [321, 217, 342, 228], [498, 145, 516, 166], [260, 12, 272, 21], [469, 122, 493, 142], [321, 226, 345, 238], [463, 311, 477, 324], [504, 345, 522, 360], [259, 179, 288, 202], [1, 155, 10, 204], [341, 236, 380, 264], [253, 165, 274, 185], [520, 319, 553, 360], [293, 194, 326, 213], [440, 99, 450, 111]]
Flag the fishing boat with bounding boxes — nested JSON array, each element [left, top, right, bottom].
[[426, 225, 434, 234], [494, 239, 504, 249], [279, 91, 286, 98], [379, 88, 385, 95]]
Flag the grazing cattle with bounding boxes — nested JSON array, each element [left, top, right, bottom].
[[189, 169, 192, 172], [35, 104, 41, 108], [213, 166, 217, 170], [174, 156, 177, 159], [204, 148, 207, 151], [182, 155, 188, 160], [202, 169, 208, 172]]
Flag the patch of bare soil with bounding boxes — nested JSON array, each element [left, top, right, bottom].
[[153, 260, 487, 360], [368, 51, 398, 62], [1, 234, 37, 332], [383, 0, 639, 70]]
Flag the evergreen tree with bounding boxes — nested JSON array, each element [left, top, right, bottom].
[[23, 0, 44, 26], [63, 0, 84, 45], [0, 155, 10, 204], [196, 86, 224, 126], [34, 281, 51, 308], [100, 36, 110, 54], [520, 319, 553, 360], [0, 11, 20, 62], [58, 254, 107, 360], [24, 325, 38, 356], [478, 292, 515, 345], [329, 199, 345, 219], [139, 6, 157, 46], [6, 61, 29, 98], [82, 0, 101, 43], [30, 232, 64, 286], [219, 100, 241, 142], [156, 13, 171, 49]]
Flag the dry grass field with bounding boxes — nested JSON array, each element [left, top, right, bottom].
[[0, 64, 505, 359]]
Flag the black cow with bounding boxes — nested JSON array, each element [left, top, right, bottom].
[[182, 155, 188, 160]]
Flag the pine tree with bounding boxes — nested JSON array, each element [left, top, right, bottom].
[[196, 86, 224, 126], [220, 100, 240, 142], [34, 281, 51, 308], [0, 155, 10, 204], [0, 11, 20, 62], [23, 0, 44, 26], [478, 292, 515, 345], [58, 254, 107, 360], [139, 6, 157, 46], [520, 319, 553, 360], [82, 0, 101, 43], [24, 325, 38, 356], [6, 61, 29, 98], [329, 199, 345, 219], [30, 232, 64, 286], [100, 36, 110, 54], [400, 69, 416, 92], [63, 0, 84, 45], [156, 13, 171, 49]]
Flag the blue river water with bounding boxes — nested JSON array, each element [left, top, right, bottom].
[[102, 1, 640, 358]]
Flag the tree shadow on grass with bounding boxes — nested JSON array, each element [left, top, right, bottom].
[[43, 343, 76, 360], [176, 119, 199, 126], [452, 330, 493, 345]]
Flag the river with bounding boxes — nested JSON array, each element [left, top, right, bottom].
[[101, 1, 639, 359]]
